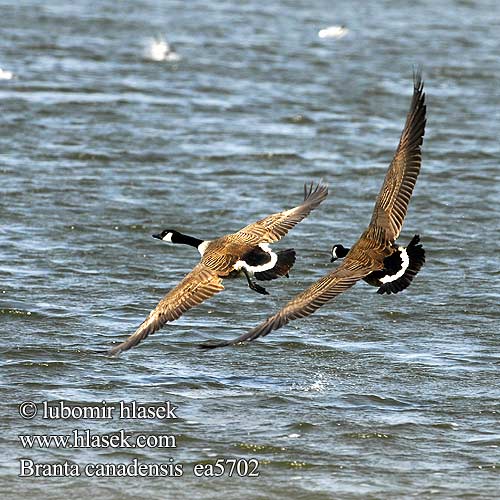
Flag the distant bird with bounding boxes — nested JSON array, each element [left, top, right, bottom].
[[0, 68, 14, 80], [318, 25, 349, 39], [146, 36, 180, 62], [202, 72, 426, 349], [108, 182, 328, 355]]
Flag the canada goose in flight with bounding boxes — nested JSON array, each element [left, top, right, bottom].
[[107, 182, 328, 355], [330, 233, 425, 295], [201, 72, 426, 349]]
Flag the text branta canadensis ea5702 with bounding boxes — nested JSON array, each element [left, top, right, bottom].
[[201, 71, 426, 349], [107, 182, 328, 355]]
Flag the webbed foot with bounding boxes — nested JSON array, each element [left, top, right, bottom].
[[249, 282, 270, 295]]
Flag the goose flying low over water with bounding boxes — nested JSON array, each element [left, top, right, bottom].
[[330, 234, 425, 295], [202, 72, 426, 349], [107, 182, 328, 355]]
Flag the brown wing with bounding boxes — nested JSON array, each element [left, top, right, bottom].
[[200, 258, 373, 349], [198, 238, 245, 276], [368, 71, 426, 243], [235, 182, 328, 244], [109, 264, 224, 355]]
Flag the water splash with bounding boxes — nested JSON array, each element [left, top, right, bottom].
[[291, 373, 329, 393]]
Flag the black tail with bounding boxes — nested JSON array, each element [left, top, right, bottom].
[[254, 249, 296, 281], [377, 235, 426, 295]]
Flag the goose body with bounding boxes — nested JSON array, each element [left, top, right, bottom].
[[331, 234, 425, 295], [203, 72, 426, 349], [107, 182, 328, 355]]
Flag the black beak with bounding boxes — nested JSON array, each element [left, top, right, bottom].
[[152, 233, 161, 240], [330, 256, 336, 263]]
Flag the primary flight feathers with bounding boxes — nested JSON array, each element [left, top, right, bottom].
[[202, 72, 426, 349], [107, 182, 328, 355]]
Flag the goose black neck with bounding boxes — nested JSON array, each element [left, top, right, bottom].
[[340, 246, 350, 258], [174, 232, 204, 248]]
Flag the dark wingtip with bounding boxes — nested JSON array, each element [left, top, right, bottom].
[[412, 65, 424, 91], [106, 345, 123, 357], [94, 347, 116, 356], [303, 179, 329, 203], [198, 339, 234, 350]]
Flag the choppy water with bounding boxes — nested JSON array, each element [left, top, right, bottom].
[[1, 0, 499, 498]]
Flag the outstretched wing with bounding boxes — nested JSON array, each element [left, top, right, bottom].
[[200, 259, 372, 349], [235, 182, 328, 244], [368, 71, 426, 243], [109, 264, 224, 355]]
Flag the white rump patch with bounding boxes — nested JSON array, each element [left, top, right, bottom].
[[380, 247, 409, 284], [197, 240, 210, 256], [234, 243, 278, 274]]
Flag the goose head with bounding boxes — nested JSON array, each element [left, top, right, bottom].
[[152, 229, 181, 243], [152, 229, 205, 253], [330, 244, 350, 262]]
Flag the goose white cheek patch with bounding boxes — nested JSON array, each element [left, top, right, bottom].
[[162, 233, 173, 242]]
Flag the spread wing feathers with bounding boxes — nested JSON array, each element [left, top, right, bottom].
[[368, 71, 426, 243], [200, 261, 371, 349], [235, 182, 328, 244], [199, 250, 241, 276], [109, 264, 224, 356]]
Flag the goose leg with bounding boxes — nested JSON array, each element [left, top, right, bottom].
[[242, 268, 269, 295]]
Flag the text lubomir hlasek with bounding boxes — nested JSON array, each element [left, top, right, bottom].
[[41, 400, 178, 420]]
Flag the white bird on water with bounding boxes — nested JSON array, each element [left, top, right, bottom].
[[146, 36, 181, 62], [318, 25, 349, 40], [0, 68, 14, 80]]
